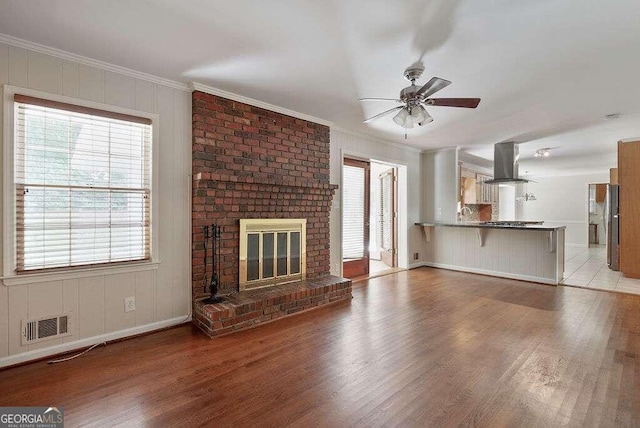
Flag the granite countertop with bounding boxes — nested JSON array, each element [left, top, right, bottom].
[[415, 222, 566, 231]]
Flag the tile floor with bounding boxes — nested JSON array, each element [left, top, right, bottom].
[[351, 259, 403, 282], [562, 245, 640, 295], [370, 259, 392, 275]]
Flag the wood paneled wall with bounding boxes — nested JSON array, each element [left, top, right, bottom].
[[423, 226, 565, 284], [0, 43, 192, 365]]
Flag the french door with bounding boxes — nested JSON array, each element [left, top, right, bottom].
[[342, 158, 370, 278], [378, 167, 397, 267]]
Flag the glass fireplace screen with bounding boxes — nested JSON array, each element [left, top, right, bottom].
[[239, 219, 306, 290]]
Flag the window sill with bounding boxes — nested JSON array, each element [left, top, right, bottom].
[[1, 261, 161, 286]]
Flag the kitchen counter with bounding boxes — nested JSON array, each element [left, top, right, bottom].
[[415, 222, 566, 231], [416, 221, 565, 285]]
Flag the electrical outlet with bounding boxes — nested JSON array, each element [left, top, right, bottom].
[[124, 296, 136, 312], [413, 252, 419, 260]]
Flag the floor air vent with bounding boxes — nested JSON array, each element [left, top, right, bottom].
[[21, 314, 72, 345]]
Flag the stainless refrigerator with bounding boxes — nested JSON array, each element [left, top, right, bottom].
[[606, 184, 619, 271]]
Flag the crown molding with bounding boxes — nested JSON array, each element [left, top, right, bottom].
[[191, 82, 333, 127], [330, 126, 423, 154], [0, 33, 191, 92]]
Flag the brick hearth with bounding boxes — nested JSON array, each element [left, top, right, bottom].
[[194, 276, 352, 337], [191, 91, 350, 337]]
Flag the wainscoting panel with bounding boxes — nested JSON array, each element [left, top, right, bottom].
[[0, 41, 191, 367]]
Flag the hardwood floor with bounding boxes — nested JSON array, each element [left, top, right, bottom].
[[1, 267, 639, 427]]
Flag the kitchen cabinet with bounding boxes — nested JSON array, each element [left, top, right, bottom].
[[610, 168, 618, 184], [460, 167, 498, 205], [476, 173, 498, 203], [589, 223, 599, 245], [618, 140, 640, 278], [461, 176, 478, 204], [595, 184, 606, 203], [460, 167, 475, 204]]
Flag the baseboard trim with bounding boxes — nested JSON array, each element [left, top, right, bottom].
[[0, 315, 191, 369], [408, 261, 428, 269], [420, 262, 558, 285]]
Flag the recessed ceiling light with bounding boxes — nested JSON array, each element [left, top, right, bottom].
[[605, 113, 621, 120], [534, 148, 551, 158]]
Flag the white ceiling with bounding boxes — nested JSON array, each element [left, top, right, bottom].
[[2, 0, 640, 174]]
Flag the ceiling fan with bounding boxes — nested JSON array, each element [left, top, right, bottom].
[[360, 63, 480, 132]]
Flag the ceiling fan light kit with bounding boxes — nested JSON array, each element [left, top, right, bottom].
[[392, 105, 432, 129], [392, 108, 410, 127], [360, 63, 480, 134]]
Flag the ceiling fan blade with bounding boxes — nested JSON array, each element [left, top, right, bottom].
[[363, 106, 403, 123], [359, 97, 403, 103], [416, 77, 451, 98], [425, 98, 481, 108]]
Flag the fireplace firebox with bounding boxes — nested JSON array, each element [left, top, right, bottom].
[[239, 219, 306, 291]]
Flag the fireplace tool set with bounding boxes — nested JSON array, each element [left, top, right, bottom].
[[201, 224, 225, 304]]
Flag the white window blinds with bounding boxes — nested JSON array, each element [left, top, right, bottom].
[[342, 164, 365, 259], [14, 94, 152, 272]]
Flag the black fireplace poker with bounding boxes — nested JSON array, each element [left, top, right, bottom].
[[201, 223, 225, 304], [202, 225, 209, 293]]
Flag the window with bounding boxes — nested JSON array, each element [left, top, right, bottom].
[[13, 94, 152, 272]]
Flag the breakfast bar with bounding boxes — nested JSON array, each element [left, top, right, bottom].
[[416, 221, 566, 285]]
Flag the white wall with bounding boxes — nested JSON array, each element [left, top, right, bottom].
[[498, 185, 516, 220], [330, 129, 423, 274], [421, 148, 458, 223], [517, 172, 609, 246], [0, 43, 191, 366]]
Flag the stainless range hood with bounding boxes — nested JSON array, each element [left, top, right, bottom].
[[483, 142, 529, 184]]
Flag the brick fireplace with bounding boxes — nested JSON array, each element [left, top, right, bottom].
[[191, 91, 351, 336]]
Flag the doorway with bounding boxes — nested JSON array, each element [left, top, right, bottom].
[[588, 183, 607, 248], [342, 158, 399, 279], [342, 158, 370, 278], [369, 162, 397, 275]]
